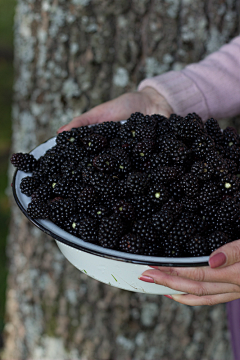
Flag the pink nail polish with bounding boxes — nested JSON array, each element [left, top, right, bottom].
[[57, 125, 67, 133], [164, 295, 173, 299], [138, 275, 154, 283], [209, 252, 226, 268]]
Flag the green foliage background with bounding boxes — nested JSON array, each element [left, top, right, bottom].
[[0, 0, 15, 341]]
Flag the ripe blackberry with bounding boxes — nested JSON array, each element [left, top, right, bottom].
[[151, 166, 178, 184], [98, 214, 124, 249], [224, 158, 238, 174], [132, 219, 157, 245], [63, 214, 86, 236], [127, 172, 149, 195], [135, 121, 157, 141], [73, 125, 93, 139], [132, 140, 154, 161], [89, 172, 118, 197], [217, 197, 240, 224], [77, 187, 98, 213], [208, 231, 230, 253], [199, 204, 219, 227], [167, 218, 196, 255], [20, 176, 40, 196], [206, 152, 229, 178], [109, 138, 122, 148], [187, 235, 209, 256], [148, 183, 169, 206], [160, 139, 191, 166], [222, 127, 240, 148], [93, 121, 121, 140], [64, 144, 88, 163], [163, 236, 184, 257], [93, 153, 116, 172], [116, 179, 129, 198], [11, 153, 39, 172], [152, 210, 174, 234], [128, 195, 156, 220], [191, 161, 215, 181], [204, 118, 223, 144], [27, 200, 49, 219], [156, 118, 170, 136], [81, 133, 107, 153], [56, 130, 80, 147], [161, 199, 183, 218], [224, 145, 240, 163], [192, 134, 215, 159], [150, 152, 171, 169], [49, 198, 77, 224], [78, 218, 98, 243], [168, 180, 184, 201], [181, 197, 199, 212], [167, 113, 183, 133], [118, 121, 137, 140], [112, 200, 135, 220], [118, 234, 146, 254], [109, 148, 131, 175], [198, 183, 221, 206], [176, 117, 204, 143], [180, 173, 199, 198], [219, 174, 239, 195], [31, 184, 52, 202], [89, 205, 109, 223], [39, 151, 65, 174], [52, 178, 74, 198]]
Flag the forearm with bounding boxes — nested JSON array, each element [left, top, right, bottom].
[[138, 36, 240, 121]]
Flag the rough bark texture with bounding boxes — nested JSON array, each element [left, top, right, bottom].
[[3, 0, 240, 359]]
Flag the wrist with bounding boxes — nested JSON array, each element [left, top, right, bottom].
[[139, 86, 173, 117]]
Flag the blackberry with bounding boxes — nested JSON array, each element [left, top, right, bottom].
[[132, 140, 154, 161], [219, 174, 239, 195], [56, 130, 80, 147], [93, 121, 121, 140], [151, 166, 178, 184], [199, 204, 219, 227], [109, 148, 131, 175], [176, 117, 204, 143], [118, 121, 137, 140], [208, 231, 230, 253], [109, 138, 122, 148], [152, 210, 174, 234], [224, 144, 240, 163], [89, 205, 109, 223], [161, 199, 183, 218], [20, 176, 40, 196], [11, 153, 39, 172], [64, 144, 88, 163], [73, 125, 93, 139], [198, 182, 221, 206], [168, 180, 184, 201], [187, 235, 209, 256], [68, 183, 86, 200], [128, 195, 156, 220], [192, 134, 215, 159], [222, 127, 240, 148], [206, 152, 229, 178], [217, 197, 240, 224], [93, 153, 116, 172], [89, 172, 118, 197], [191, 161, 215, 181], [167, 218, 196, 255], [116, 179, 129, 198], [31, 184, 52, 202], [224, 158, 238, 174], [167, 114, 183, 133], [49, 198, 77, 224], [27, 200, 49, 219], [112, 200, 135, 220], [148, 183, 169, 206], [204, 118, 223, 144], [63, 214, 86, 236], [52, 178, 74, 198], [98, 214, 124, 249], [135, 121, 157, 141], [77, 187, 98, 213], [78, 218, 98, 243], [180, 173, 199, 198], [160, 139, 191, 166], [181, 197, 199, 212], [81, 133, 107, 153], [127, 172, 149, 195], [118, 234, 146, 254], [132, 219, 158, 255]]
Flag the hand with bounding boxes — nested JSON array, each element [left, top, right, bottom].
[[139, 240, 240, 305], [57, 87, 173, 133]]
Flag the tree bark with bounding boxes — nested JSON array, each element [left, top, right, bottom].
[[4, 0, 240, 359]]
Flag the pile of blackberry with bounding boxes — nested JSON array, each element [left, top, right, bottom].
[[11, 113, 240, 257]]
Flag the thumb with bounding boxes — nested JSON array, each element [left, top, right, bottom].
[[209, 239, 240, 268]]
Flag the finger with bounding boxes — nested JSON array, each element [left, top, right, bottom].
[[153, 262, 240, 285], [141, 269, 240, 296], [57, 92, 146, 133], [209, 239, 240, 268], [170, 292, 240, 306]]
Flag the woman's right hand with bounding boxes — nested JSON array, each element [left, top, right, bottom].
[[57, 87, 173, 133]]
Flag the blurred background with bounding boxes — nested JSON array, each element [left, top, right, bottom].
[[0, 0, 15, 348]]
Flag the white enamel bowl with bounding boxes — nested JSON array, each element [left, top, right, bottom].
[[12, 137, 210, 295]]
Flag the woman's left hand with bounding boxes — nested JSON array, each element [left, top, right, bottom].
[[139, 239, 240, 305]]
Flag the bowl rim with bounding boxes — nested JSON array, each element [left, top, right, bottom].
[[12, 136, 209, 267]]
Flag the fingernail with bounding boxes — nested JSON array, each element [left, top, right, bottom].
[[57, 125, 67, 133], [209, 252, 226, 268], [138, 275, 154, 283], [164, 295, 173, 299]]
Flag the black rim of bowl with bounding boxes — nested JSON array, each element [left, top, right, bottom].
[[12, 138, 209, 267]]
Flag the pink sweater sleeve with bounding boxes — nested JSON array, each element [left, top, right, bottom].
[[138, 36, 240, 121]]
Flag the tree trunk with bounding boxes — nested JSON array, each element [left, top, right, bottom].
[[4, 0, 240, 359]]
